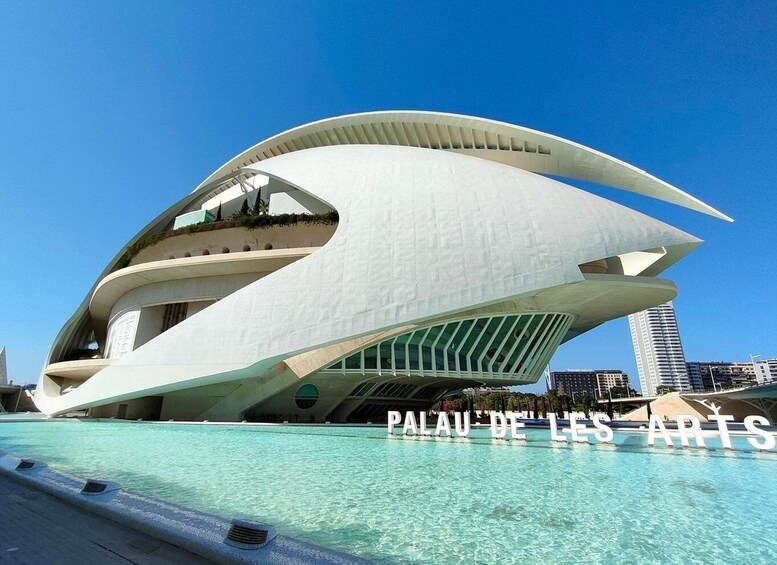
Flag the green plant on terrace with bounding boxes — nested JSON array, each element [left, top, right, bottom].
[[113, 210, 338, 271]]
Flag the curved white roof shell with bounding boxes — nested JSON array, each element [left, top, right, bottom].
[[194, 111, 731, 221], [37, 144, 702, 414]]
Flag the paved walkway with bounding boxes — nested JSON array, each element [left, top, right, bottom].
[[0, 474, 213, 565]]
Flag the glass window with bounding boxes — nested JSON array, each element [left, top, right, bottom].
[[394, 343, 406, 370], [502, 315, 542, 372], [294, 384, 319, 409], [349, 382, 375, 396], [379, 342, 392, 371], [345, 353, 361, 370], [363, 347, 378, 370]]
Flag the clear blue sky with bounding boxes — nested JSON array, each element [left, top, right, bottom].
[[0, 2, 774, 391]]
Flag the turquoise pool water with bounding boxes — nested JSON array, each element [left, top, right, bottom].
[[0, 420, 775, 564]]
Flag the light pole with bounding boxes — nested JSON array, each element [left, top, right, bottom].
[[751, 354, 762, 385]]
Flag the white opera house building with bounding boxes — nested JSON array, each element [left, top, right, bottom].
[[35, 112, 730, 422]]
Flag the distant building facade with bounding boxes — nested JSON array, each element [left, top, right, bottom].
[[0, 347, 6, 386], [628, 302, 691, 395], [686, 360, 776, 392], [551, 370, 629, 399], [754, 360, 777, 385]]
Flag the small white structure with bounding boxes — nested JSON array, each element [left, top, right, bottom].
[[35, 111, 730, 422], [0, 347, 7, 385]]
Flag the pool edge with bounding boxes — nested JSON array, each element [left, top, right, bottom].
[[0, 452, 373, 565]]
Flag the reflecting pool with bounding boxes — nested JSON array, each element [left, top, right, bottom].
[[0, 421, 775, 564]]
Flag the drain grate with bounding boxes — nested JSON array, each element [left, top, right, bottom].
[[81, 479, 118, 495], [224, 519, 276, 550], [16, 459, 40, 470]]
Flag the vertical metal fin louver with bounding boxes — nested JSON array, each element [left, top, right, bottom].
[[224, 519, 277, 550], [322, 312, 574, 383]]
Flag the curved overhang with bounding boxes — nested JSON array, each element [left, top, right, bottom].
[[193, 110, 732, 221], [90, 248, 317, 342], [41, 111, 731, 374], [39, 273, 678, 415], [45, 359, 114, 382], [37, 144, 698, 416]]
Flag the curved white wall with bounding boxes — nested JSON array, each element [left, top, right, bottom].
[[37, 144, 701, 415]]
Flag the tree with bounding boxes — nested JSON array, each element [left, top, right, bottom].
[[579, 394, 594, 418], [545, 389, 558, 418], [239, 197, 249, 216], [507, 396, 520, 412], [609, 386, 637, 399], [656, 385, 677, 396], [215, 202, 223, 222], [253, 194, 268, 215]]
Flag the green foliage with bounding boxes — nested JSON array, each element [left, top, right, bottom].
[[114, 234, 164, 269], [253, 195, 268, 215], [239, 198, 249, 215], [573, 393, 596, 418], [441, 387, 623, 420], [610, 385, 638, 398], [656, 385, 677, 396], [232, 210, 338, 229], [113, 210, 339, 271]]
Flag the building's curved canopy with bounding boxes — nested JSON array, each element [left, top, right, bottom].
[[37, 144, 701, 415], [193, 111, 731, 221]]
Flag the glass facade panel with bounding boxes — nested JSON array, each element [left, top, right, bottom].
[[484, 315, 517, 370], [318, 313, 571, 382], [408, 346, 420, 371], [348, 382, 375, 396], [421, 346, 433, 371], [470, 317, 503, 371], [345, 352, 361, 370], [502, 315, 542, 372], [461, 318, 488, 361], [379, 342, 392, 371], [449, 320, 473, 371], [364, 347, 378, 370], [394, 345, 406, 370]]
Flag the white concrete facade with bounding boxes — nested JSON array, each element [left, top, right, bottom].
[[0, 347, 7, 386], [754, 360, 777, 384], [629, 302, 691, 395], [35, 112, 729, 421]]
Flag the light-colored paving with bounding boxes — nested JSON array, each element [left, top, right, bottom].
[[0, 473, 214, 565]]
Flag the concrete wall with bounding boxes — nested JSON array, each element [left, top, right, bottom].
[[159, 381, 245, 421], [109, 276, 260, 328], [132, 300, 216, 352], [0, 387, 36, 412], [90, 396, 164, 420], [133, 305, 165, 350]]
